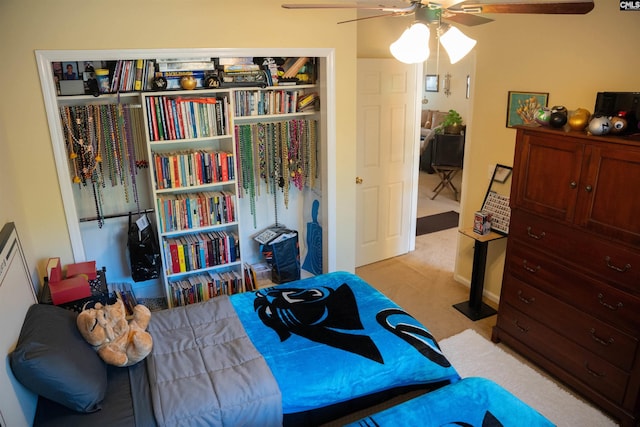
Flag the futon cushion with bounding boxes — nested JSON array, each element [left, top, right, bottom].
[[9, 303, 107, 413]]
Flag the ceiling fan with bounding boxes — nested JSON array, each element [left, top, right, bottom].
[[281, 1, 595, 26]]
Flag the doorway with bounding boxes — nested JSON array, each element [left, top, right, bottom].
[[356, 52, 475, 271]]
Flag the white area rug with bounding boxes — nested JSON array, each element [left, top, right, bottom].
[[439, 329, 618, 427]]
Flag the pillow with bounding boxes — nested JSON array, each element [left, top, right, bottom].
[[9, 303, 107, 413], [431, 111, 449, 130], [422, 109, 434, 129]]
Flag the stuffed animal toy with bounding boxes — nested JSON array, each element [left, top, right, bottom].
[[76, 298, 153, 367]]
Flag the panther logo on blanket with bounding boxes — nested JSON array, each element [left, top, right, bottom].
[[254, 283, 384, 363], [376, 308, 451, 367]]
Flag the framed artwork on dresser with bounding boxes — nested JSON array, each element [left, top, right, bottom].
[[506, 91, 548, 128]]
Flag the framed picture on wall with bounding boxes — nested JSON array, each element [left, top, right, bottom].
[[506, 91, 548, 128], [425, 74, 439, 92]]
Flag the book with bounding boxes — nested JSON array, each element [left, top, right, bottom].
[[158, 61, 215, 72], [134, 59, 144, 90], [222, 63, 260, 73]]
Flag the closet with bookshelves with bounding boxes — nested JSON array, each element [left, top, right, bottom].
[[36, 49, 334, 306]]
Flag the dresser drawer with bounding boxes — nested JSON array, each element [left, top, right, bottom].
[[509, 209, 640, 295], [497, 304, 629, 405], [505, 242, 640, 334], [501, 274, 638, 371]]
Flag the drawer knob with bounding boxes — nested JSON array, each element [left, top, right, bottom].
[[517, 290, 535, 304], [589, 328, 614, 346], [597, 293, 623, 311], [570, 181, 577, 189], [584, 361, 605, 378], [526, 227, 546, 240], [585, 184, 593, 193], [604, 256, 631, 273], [522, 260, 541, 273]]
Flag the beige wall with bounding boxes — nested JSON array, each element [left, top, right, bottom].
[[2, 1, 639, 299], [359, 3, 640, 299], [0, 0, 358, 283]]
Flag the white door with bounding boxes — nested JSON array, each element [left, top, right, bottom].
[[356, 58, 420, 267]]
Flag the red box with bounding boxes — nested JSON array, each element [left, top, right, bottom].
[[49, 275, 91, 305], [66, 260, 97, 280]]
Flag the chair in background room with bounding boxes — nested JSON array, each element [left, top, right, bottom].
[[430, 133, 465, 201]]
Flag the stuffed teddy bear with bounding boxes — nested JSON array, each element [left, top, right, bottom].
[[76, 298, 153, 367]]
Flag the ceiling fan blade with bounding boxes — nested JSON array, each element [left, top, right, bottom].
[[282, 3, 417, 13], [430, 0, 466, 9], [454, 2, 594, 15], [443, 12, 493, 26], [337, 11, 409, 24]]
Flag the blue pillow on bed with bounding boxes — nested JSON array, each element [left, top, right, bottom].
[[9, 303, 108, 413]]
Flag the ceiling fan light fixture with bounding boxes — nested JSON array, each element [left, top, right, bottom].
[[439, 25, 477, 64], [390, 22, 430, 64]]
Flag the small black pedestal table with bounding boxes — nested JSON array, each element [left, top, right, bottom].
[[453, 228, 506, 321]]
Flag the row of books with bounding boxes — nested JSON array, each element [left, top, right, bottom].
[[233, 90, 311, 117], [156, 191, 236, 233], [168, 270, 244, 307], [107, 282, 138, 316], [145, 95, 229, 141], [152, 150, 235, 190], [163, 231, 239, 275], [110, 59, 152, 93]]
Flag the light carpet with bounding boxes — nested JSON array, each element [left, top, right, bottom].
[[439, 329, 618, 427]]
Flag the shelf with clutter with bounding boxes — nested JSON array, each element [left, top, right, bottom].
[[40, 50, 327, 308]]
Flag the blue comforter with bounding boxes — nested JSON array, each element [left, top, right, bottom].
[[346, 377, 555, 427], [230, 271, 460, 414]]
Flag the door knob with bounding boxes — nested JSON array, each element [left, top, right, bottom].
[[355, 176, 363, 184]]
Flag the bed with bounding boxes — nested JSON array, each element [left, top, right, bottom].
[[10, 271, 461, 426], [346, 377, 555, 427]]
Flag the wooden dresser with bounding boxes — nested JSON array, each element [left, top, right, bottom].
[[492, 126, 640, 426]]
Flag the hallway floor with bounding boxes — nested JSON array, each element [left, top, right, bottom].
[[356, 169, 496, 342]]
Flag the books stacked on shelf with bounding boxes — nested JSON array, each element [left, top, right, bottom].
[[108, 282, 138, 316], [145, 95, 229, 141], [151, 150, 235, 190], [162, 231, 239, 275], [154, 57, 216, 90], [297, 92, 318, 112], [156, 191, 236, 233], [234, 89, 306, 116], [169, 269, 243, 307], [156, 57, 215, 72]]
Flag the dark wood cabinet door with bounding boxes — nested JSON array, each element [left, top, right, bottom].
[[575, 143, 640, 246], [512, 129, 584, 221]]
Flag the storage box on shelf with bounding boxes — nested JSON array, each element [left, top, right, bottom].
[[492, 126, 640, 427]]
